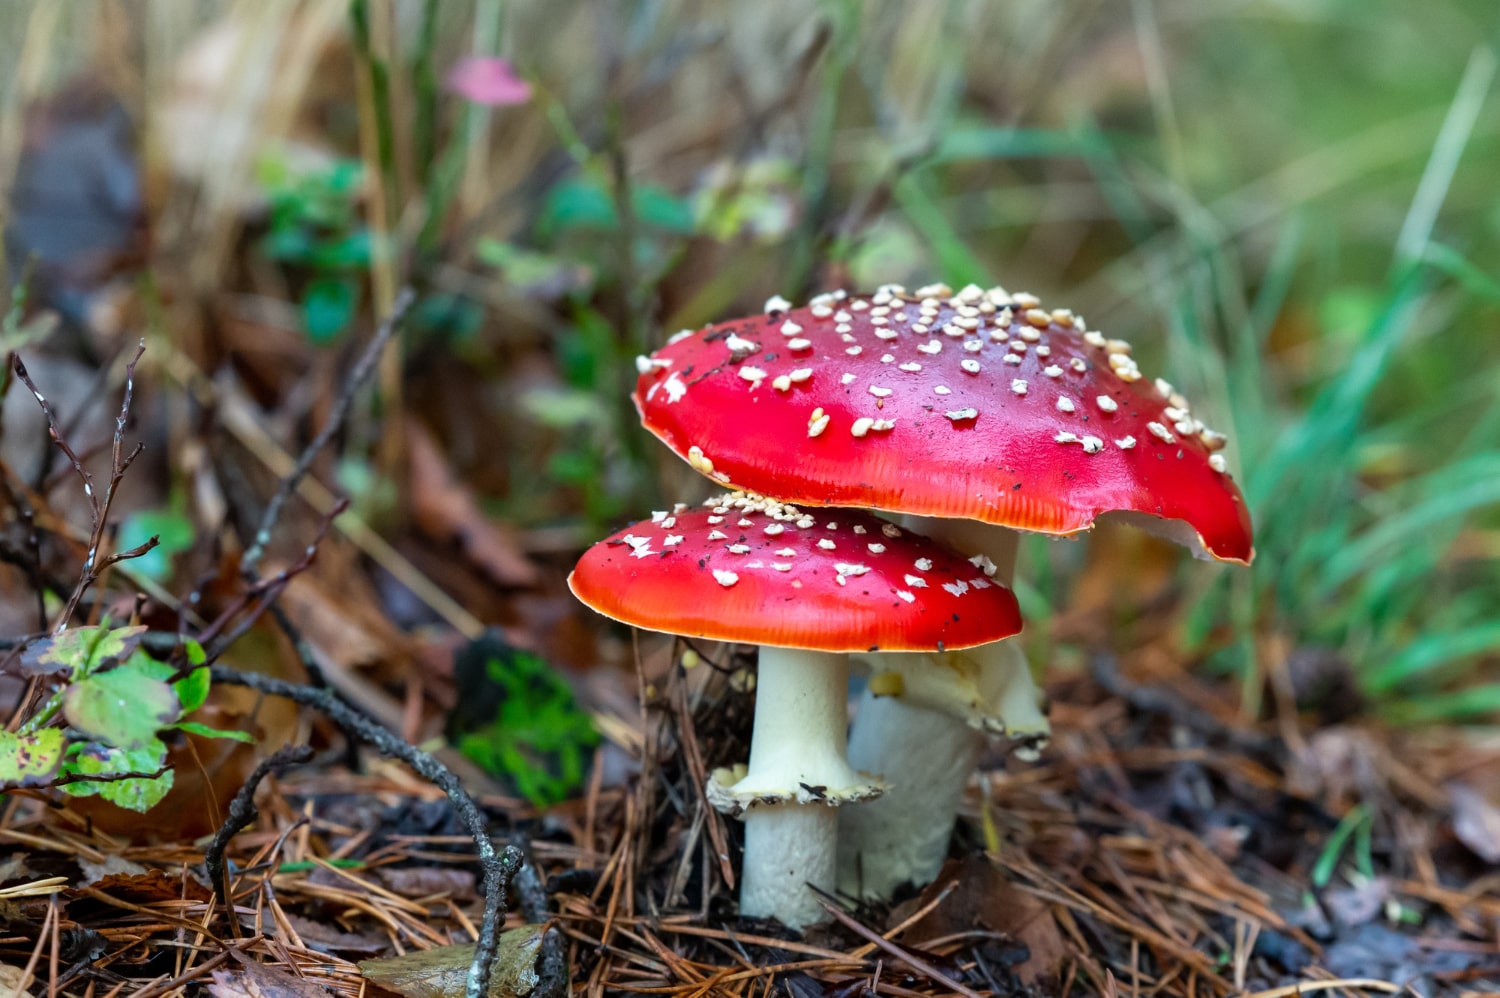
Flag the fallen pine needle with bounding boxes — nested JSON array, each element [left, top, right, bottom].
[[0, 876, 68, 897], [1243, 980, 1402, 997], [816, 896, 984, 998]]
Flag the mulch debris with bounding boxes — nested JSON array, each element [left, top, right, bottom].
[[4, 640, 1497, 997]]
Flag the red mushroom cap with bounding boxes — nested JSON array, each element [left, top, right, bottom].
[[568, 494, 1022, 653], [635, 285, 1253, 564]]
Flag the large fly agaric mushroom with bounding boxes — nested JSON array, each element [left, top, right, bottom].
[[633, 283, 1253, 899], [568, 492, 1022, 928]]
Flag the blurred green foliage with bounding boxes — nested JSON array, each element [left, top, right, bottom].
[[257, 156, 372, 344], [118, 507, 195, 583], [446, 634, 598, 807]]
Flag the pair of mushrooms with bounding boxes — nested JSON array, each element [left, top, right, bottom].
[[570, 282, 1254, 929]]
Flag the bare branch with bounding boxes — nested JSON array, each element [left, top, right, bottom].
[[100, 535, 160, 571], [50, 766, 170, 786], [195, 497, 348, 658], [204, 744, 315, 910], [10, 356, 98, 520], [12, 340, 149, 634], [242, 286, 417, 577]]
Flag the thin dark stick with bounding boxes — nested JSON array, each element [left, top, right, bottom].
[[241, 286, 416, 578], [204, 744, 315, 913], [264, 603, 328, 689], [509, 852, 567, 998], [197, 498, 348, 657], [50, 767, 169, 786], [209, 665, 522, 998], [815, 894, 984, 998], [35, 347, 129, 493], [12, 340, 151, 634]]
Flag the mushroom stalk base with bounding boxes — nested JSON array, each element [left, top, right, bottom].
[[715, 648, 877, 928], [838, 519, 1048, 901], [838, 696, 981, 899], [740, 804, 838, 928]]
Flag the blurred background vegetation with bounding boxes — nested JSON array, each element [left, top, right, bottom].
[[1, 0, 1497, 735]]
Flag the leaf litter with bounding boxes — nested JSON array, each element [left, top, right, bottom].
[[2, 639, 1497, 996]]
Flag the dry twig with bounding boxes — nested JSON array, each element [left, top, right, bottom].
[[10, 340, 154, 633]]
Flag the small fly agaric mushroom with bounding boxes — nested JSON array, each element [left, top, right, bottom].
[[633, 283, 1254, 899], [568, 492, 1022, 928]]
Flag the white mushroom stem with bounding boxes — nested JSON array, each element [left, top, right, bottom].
[[721, 648, 873, 928], [741, 805, 837, 928], [838, 521, 1049, 901], [840, 693, 981, 894]]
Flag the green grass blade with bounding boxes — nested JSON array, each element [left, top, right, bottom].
[[1388, 683, 1500, 724], [1367, 621, 1500, 692], [893, 174, 989, 288], [1316, 451, 1500, 593], [1393, 47, 1495, 267]]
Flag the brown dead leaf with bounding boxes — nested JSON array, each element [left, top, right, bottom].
[[359, 925, 543, 998], [893, 854, 1067, 983], [66, 868, 214, 905], [284, 914, 391, 956], [1450, 783, 1500, 864], [76, 855, 150, 885], [374, 867, 477, 902], [278, 559, 408, 674], [210, 960, 332, 998], [407, 421, 538, 588]]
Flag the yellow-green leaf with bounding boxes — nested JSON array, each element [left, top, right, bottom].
[[359, 926, 544, 998]]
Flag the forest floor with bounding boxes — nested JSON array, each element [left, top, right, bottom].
[[4, 639, 1499, 997]]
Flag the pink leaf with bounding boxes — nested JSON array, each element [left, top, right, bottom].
[[446, 56, 532, 107]]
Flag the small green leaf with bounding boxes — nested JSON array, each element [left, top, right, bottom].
[[308, 230, 372, 270], [447, 633, 597, 807], [172, 667, 212, 713], [63, 740, 173, 812], [173, 720, 254, 743], [631, 185, 695, 233], [116, 649, 221, 720], [183, 639, 206, 667], [538, 178, 617, 237], [261, 226, 316, 264], [22, 625, 148, 678], [302, 278, 359, 344], [0, 729, 65, 787], [64, 662, 180, 749]]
